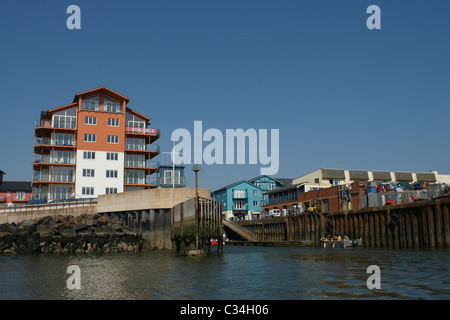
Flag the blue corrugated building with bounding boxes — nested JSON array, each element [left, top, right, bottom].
[[212, 175, 292, 220]]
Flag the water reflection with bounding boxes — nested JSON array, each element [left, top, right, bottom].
[[0, 247, 449, 300]]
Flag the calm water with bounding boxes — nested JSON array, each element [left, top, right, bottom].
[[0, 246, 448, 300]]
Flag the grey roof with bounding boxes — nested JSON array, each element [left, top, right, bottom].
[[321, 169, 346, 179], [349, 170, 369, 181], [0, 181, 32, 191], [274, 178, 294, 186], [415, 172, 436, 182]]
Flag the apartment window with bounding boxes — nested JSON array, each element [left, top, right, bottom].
[[84, 116, 97, 125], [82, 187, 94, 196], [268, 183, 275, 190], [253, 190, 258, 195], [84, 134, 96, 142], [107, 135, 119, 144], [53, 150, 74, 164], [82, 95, 99, 111], [82, 169, 95, 177], [105, 188, 118, 194], [253, 201, 258, 206], [83, 151, 95, 159], [106, 170, 118, 178], [314, 178, 320, 184], [104, 96, 121, 113], [16, 192, 26, 201], [234, 201, 246, 210], [106, 152, 118, 161], [233, 189, 246, 198], [107, 118, 120, 127]]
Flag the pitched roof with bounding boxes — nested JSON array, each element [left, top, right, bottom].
[[212, 180, 262, 193], [0, 181, 32, 192], [248, 175, 294, 187], [73, 86, 131, 103]]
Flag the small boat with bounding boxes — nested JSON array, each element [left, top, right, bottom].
[[210, 238, 218, 245], [320, 236, 362, 248]]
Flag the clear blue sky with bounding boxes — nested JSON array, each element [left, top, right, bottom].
[[0, 0, 449, 191]]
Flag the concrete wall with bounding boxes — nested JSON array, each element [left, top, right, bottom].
[[0, 204, 97, 224], [97, 188, 211, 213]]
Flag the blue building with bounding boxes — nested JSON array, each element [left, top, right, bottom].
[[156, 164, 186, 188], [212, 175, 292, 220]]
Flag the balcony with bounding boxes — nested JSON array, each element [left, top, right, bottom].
[[125, 143, 160, 153], [33, 174, 74, 183], [124, 176, 156, 186], [233, 204, 248, 211], [157, 176, 186, 187], [11, 194, 33, 202], [33, 193, 75, 201], [125, 160, 160, 169], [35, 119, 76, 130], [35, 137, 76, 148], [233, 190, 248, 199], [34, 155, 76, 166], [125, 127, 160, 136]]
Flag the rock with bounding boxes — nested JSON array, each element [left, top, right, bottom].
[[0, 214, 149, 254], [96, 215, 111, 226], [78, 230, 92, 238], [72, 224, 88, 233], [60, 229, 77, 238], [37, 225, 54, 237], [93, 226, 114, 237], [111, 222, 123, 232]]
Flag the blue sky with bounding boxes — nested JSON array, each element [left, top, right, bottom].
[[0, 0, 449, 191]]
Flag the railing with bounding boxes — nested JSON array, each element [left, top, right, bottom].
[[10, 194, 33, 202], [233, 204, 248, 211], [125, 127, 160, 135], [34, 155, 75, 165], [124, 160, 160, 168], [1, 197, 97, 213], [233, 190, 247, 199], [81, 101, 123, 113], [35, 137, 76, 147], [81, 101, 99, 111], [35, 119, 76, 129], [124, 176, 157, 185], [33, 174, 74, 183], [157, 176, 186, 186], [125, 143, 160, 152]]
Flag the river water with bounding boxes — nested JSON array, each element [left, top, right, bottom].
[[0, 246, 448, 300]]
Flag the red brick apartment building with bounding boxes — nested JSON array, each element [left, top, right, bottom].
[[0, 170, 33, 206], [262, 182, 366, 214], [32, 86, 160, 202]]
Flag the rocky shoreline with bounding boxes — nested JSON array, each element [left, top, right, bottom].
[[0, 214, 150, 254]]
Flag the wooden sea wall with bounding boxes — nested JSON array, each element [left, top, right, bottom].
[[238, 198, 450, 249]]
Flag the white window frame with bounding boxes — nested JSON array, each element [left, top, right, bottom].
[[107, 118, 120, 127], [82, 169, 95, 177], [105, 187, 118, 194], [83, 151, 95, 160], [84, 134, 96, 142], [106, 152, 118, 161], [106, 170, 118, 178], [82, 187, 94, 195], [107, 135, 119, 144], [84, 116, 97, 125]]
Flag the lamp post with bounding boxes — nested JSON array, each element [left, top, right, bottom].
[[192, 164, 203, 249]]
